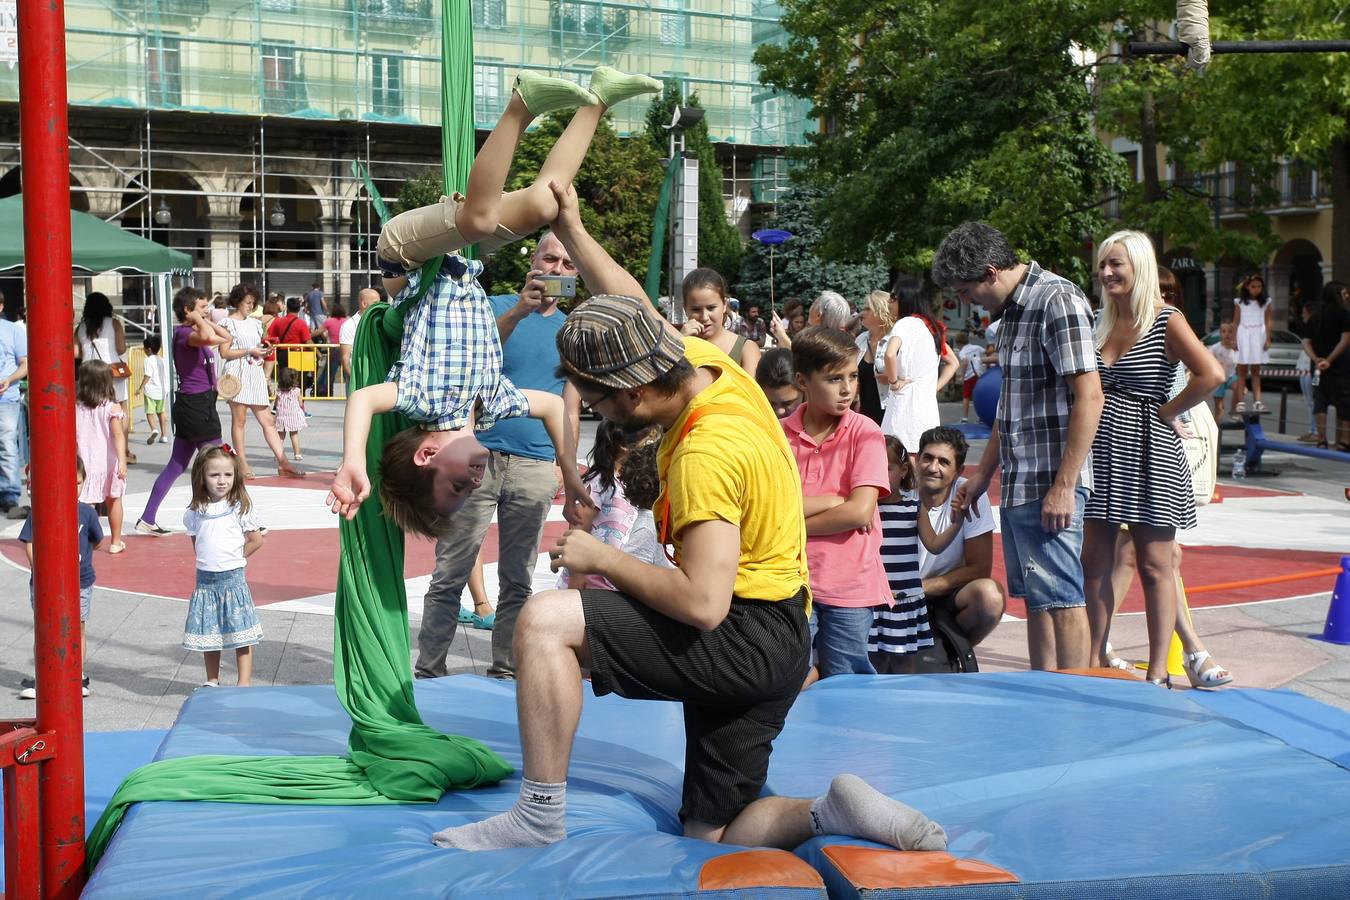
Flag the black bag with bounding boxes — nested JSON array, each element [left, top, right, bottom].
[[907, 598, 979, 674], [173, 390, 222, 443]]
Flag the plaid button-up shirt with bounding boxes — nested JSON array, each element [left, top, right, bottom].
[[389, 255, 529, 432], [993, 262, 1097, 508]]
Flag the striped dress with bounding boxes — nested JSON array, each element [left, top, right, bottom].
[[868, 492, 935, 655], [1084, 306, 1196, 529]]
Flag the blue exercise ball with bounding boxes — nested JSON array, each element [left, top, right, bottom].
[[973, 366, 1001, 427]]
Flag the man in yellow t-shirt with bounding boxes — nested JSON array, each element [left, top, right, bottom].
[[428, 181, 945, 856]]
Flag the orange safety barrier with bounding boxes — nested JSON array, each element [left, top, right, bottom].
[[1186, 568, 1341, 595]]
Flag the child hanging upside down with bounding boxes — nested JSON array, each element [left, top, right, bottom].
[[325, 66, 662, 534]]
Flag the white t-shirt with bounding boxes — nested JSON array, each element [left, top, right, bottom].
[[339, 311, 362, 346], [142, 355, 167, 400], [183, 500, 263, 572], [958, 344, 985, 380], [1209, 342, 1238, 380], [918, 477, 995, 580]]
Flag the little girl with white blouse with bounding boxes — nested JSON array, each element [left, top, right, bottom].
[[183, 445, 265, 687]]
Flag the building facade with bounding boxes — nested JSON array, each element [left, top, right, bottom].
[[0, 0, 811, 316]]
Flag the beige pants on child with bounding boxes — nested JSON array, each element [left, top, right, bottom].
[[376, 193, 523, 272]]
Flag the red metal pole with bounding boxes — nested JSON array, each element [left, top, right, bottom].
[[18, 0, 86, 894]]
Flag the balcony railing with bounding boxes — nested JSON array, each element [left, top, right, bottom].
[[1107, 160, 1330, 220], [549, 1, 633, 52], [113, 0, 211, 15], [351, 0, 432, 20]]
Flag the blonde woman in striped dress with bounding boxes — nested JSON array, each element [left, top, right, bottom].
[[1080, 231, 1223, 686]]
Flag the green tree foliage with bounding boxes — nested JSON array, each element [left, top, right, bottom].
[[395, 116, 663, 300], [734, 187, 889, 309], [645, 82, 745, 295], [395, 172, 444, 215], [754, 0, 1129, 286]]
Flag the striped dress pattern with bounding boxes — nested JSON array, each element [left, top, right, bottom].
[[869, 492, 935, 655], [1084, 306, 1196, 529]]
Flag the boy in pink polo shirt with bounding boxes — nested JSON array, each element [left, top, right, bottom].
[[782, 327, 893, 681]]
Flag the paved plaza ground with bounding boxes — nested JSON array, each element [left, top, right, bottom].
[[2, 392, 1347, 730]]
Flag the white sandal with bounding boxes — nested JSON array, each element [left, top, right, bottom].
[[1182, 650, 1233, 688], [1103, 642, 1133, 671]]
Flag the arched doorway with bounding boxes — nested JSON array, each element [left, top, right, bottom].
[[240, 176, 322, 299], [1272, 238, 1323, 336]]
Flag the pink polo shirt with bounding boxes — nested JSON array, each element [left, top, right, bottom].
[[782, 406, 892, 608]]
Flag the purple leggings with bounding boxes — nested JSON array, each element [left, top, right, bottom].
[[140, 436, 220, 526]]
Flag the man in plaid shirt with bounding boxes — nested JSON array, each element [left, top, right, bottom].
[[933, 222, 1104, 671]]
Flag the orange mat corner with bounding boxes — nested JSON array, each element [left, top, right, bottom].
[[698, 848, 826, 891], [821, 846, 1018, 890]]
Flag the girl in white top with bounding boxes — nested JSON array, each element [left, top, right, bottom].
[[1232, 273, 1274, 413], [182, 446, 265, 687], [880, 292, 942, 455], [74, 292, 135, 463]]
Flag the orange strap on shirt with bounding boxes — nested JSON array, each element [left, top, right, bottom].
[[657, 403, 755, 561]]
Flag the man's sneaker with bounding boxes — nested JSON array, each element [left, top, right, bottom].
[[136, 519, 170, 536], [82, 675, 91, 697], [19, 677, 36, 699]]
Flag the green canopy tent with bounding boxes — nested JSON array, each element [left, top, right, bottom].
[[0, 194, 193, 429]]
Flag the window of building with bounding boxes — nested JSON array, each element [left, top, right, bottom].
[[262, 42, 304, 113], [753, 94, 782, 144], [145, 34, 182, 107], [473, 0, 506, 28], [659, 0, 689, 46], [474, 60, 505, 126], [372, 54, 403, 116], [259, 0, 295, 10]]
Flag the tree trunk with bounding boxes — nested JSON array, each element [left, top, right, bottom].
[[1140, 91, 1164, 253], [1331, 130, 1350, 283]]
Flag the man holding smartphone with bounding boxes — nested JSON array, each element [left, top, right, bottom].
[[415, 231, 584, 680]]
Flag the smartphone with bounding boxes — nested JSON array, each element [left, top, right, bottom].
[[538, 274, 577, 299]]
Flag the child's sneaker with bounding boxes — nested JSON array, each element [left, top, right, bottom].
[[82, 675, 91, 697], [159, 434, 169, 444], [147, 430, 160, 445], [19, 677, 36, 699], [136, 519, 171, 536]]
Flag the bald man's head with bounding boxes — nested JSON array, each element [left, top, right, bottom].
[[358, 288, 381, 311]]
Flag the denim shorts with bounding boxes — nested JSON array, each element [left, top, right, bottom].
[[31, 582, 93, 622], [999, 488, 1088, 612], [808, 603, 878, 677], [1213, 374, 1237, 398]]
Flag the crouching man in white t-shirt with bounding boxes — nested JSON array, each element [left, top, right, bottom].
[[915, 425, 1006, 646]]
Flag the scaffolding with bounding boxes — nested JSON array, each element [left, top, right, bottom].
[[2, 0, 815, 146]]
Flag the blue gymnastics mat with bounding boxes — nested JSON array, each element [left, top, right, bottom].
[[81, 673, 1350, 899]]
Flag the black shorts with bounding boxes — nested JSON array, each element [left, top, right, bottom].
[[581, 588, 810, 828], [1315, 373, 1350, 416], [172, 390, 222, 443]]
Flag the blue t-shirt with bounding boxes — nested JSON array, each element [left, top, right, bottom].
[[476, 294, 567, 461], [0, 319, 27, 404], [306, 288, 325, 320], [20, 503, 104, 589]]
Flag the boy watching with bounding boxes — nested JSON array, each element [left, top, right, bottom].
[[955, 332, 984, 423], [782, 327, 892, 679], [1210, 320, 1239, 420], [18, 456, 103, 699], [326, 65, 661, 534]]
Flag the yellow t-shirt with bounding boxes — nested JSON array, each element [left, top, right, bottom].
[[658, 337, 810, 605]]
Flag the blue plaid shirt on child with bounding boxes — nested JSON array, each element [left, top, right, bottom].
[[389, 254, 530, 432]]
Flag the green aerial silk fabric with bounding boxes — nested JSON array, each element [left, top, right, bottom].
[[85, 0, 513, 870], [644, 157, 680, 305]]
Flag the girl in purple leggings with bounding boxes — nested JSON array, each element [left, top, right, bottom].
[[137, 286, 265, 534]]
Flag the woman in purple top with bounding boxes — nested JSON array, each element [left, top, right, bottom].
[[136, 287, 264, 534]]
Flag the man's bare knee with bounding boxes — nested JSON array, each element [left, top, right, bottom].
[[514, 590, 586, 655]]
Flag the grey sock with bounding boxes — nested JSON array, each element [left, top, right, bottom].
[[431, 778, 567, 851], [809, 774, 947, 851]]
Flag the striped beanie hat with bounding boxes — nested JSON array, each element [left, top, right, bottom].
[[556, 294, 686, 389]]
